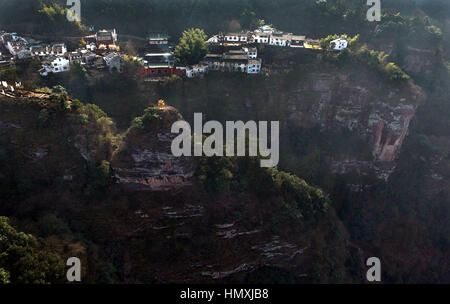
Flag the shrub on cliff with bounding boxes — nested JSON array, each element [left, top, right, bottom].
[[353, 45, 410, 82], [385, 62, 410, 81], [196, 155, 329, 221], [84, 160, 113, 196]]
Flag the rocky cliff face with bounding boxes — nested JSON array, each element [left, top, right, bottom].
[[402, 46, 437, 76], [371, 38, 440, 77], [283, 71, 425, 182], [157, 52, 425, 186], [111, 106, 194, 191]]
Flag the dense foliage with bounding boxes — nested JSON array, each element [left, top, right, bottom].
[[174, 28, 208, 66], [0, 217, 65, 284], [0, 0, 449, 284]]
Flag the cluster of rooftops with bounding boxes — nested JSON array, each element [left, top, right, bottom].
[[208, 25, 348, 50], [0, 29, 124, 76], [0, 26, 348, 80], [208, 25, 313, 49], [138, 32, 262, 77]]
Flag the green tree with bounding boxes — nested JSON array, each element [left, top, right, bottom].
[[174, 28, 208, 66], [0, 217, 65, 284]]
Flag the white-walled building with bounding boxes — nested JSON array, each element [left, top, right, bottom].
[[269, 32, 292, 47], [52, 43, 67, 56], [247, 58, 262, 74], [256, 25, 275, 34], [39, 57, 70, 76], [103, 52, 124, 72], [207, 35, 220, 44], [30, 43, 67, 59], [86, 42, 97, 52], [224, 33, 248, 43], [330, 38, 348, 51], [186, 64, 209, 78], [6, 41, 31, 59], [202, 52, 261, 75], [252, 32, 270, 44]]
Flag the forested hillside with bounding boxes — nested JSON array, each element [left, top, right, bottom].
[[0, 0, 449, 283]]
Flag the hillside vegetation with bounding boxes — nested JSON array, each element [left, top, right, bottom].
[[0, 0, 449, 283]]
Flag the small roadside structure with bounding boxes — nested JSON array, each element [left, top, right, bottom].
[[330, 38, 348, 51]]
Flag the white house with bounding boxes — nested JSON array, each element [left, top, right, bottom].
[[6, 41, 31, 59], [269, 32, 292, 47], [39, 57, 70, 76], [30, 45, 51, 58], [103, 52, 124, 72], [207, 35, 220, 44], [10, 33, 27, 43], [224, 33, 248, 43], [30, 43, 67, 58], [202, 51, 262, 74], [252, 32, 270, 44], [69, 50, 83, 63], [257, 25, 275, 34], [202, 54, 223, 71], [86, 42, 97, 52], [330, 38, 348, 51], [247, 58, 262, 74], [52, 43, 67, 56], [186, 64, 209, 78]]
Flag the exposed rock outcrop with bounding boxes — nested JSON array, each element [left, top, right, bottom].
[[112, 106, 194, 191], [286, 72, 425, 181]]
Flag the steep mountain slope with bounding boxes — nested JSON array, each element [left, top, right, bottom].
[[0, 89, 361, 283]]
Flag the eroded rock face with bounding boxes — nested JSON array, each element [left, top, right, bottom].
[[371, 103, 416, 162], [286, 73, 424, 181], [112, 107, 194, 191], [114, 147, 194, 191], [371, 39, 438, 77], [402, 46, 436, 76]]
